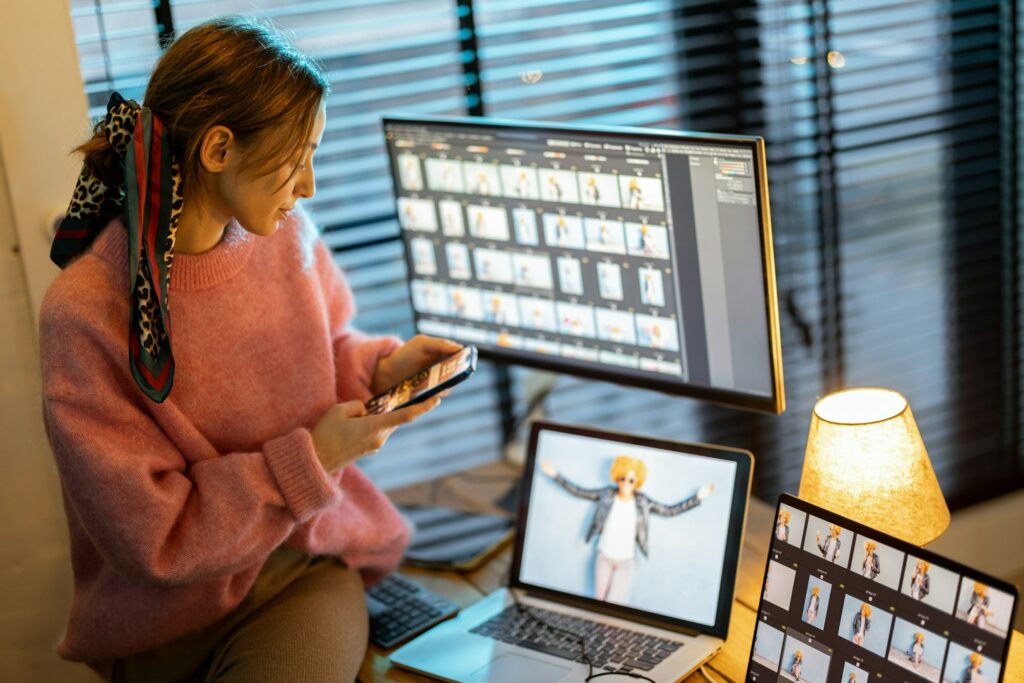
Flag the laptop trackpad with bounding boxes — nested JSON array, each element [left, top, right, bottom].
[[468, 652, 573, 683]]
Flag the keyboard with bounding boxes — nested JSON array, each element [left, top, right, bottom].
[[469, 603, 683, 673], [365, 573, 460, 649]]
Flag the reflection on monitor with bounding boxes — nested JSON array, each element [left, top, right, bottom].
[[384, 116, 784, 413]]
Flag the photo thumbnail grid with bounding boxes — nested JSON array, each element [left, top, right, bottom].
[[748, 501, 1016, 683], [392, 146, 689, 377]]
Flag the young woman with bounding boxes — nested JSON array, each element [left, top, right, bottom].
[[804, 585, 821, 624], [851, 603, 871, 646], [41, 16, 458, 682], [966, 582, 994, 628], [861, 540, 881, 580], [815, 523, 843, 563], [539, 455, 713, 603], [909, 559, 932, 600], [789, 649, 804, 681], [906, 632, 926, 669], [775, 508, 791, 542]]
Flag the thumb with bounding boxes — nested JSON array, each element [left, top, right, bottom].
[[338, 400, 369, 419]]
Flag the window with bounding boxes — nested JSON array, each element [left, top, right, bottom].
[[69, 0, 1023, 506]]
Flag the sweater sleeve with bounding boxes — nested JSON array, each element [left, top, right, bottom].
[[40, 285, 340, 586], [307, 211, 401, 402]]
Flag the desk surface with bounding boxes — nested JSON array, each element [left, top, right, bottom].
[[360, 462, 1024, 682]]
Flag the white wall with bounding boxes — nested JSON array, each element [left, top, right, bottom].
[[0, 0, 97, 680]]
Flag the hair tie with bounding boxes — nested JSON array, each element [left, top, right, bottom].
[[52, 91, 183, 403]]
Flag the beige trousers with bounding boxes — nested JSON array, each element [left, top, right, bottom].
[[111, 546, 368, 683]]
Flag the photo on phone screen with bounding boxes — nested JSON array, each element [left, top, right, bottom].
[[366, 346, 477, 414]]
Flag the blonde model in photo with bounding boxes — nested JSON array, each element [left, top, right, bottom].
[[472, 171, 492, 196], [848, 673, 857, 683], [966, 582, 993, 628], [805, 586, 821, 623], [517, 170, 531, 198], [440, 201, 464, 237], [539, 455, 713, 604], [789, 650, 804, 682], [775, 509, 790, 542], [640, 269, 664, 307], [546, 174, 564, 202], [815, 524, 842, 562], [584, 176, 601, 204], [905, 632, 925, 669], [852, 603, 871, 646], [861, 541, 881, 580], [556, 216, 570, 246], [909, 559, 931, 600], [626, 178, 645, 209], [960, 652, 987, 683], [399, 154, 423, 191], [485, 296, 506, 325]]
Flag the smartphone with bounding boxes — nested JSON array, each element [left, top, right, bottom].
[[365, 345, 477, 415]]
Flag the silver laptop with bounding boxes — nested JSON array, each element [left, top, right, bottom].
[[391, 420, 753, 682]]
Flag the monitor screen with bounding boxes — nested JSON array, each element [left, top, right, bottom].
[[511, 421, 752, 638], [383, 116, 784, 413], [748, 495, 1019, 683]]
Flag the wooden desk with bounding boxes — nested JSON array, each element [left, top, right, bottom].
[[360, 464, 1024, 682]]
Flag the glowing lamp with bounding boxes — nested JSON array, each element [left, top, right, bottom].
[[798, 388, 949, 546]]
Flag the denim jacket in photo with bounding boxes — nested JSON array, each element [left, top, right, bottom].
[[552, 474, 701, 558]]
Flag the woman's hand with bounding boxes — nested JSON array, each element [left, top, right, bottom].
[[370, 335, 462, 396], [311, 397, 441, 473], [539, 459, 558, 478], [697, 483, 715, 500]]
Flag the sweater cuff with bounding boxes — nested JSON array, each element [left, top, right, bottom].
[[264, 428, 339, 523]]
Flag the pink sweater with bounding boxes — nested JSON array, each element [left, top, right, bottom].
[[39, 207, 409, 666]]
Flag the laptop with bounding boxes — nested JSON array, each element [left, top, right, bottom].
[[391, 420, 753, 682], [746, 494, 1019, 683]]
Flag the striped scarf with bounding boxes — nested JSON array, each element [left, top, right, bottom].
[[51, 92, 182, 402]]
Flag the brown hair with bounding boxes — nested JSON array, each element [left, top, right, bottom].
[[74, 16, 329, 196]]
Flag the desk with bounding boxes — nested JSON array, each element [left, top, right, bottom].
[[360, 463, 1024, 682]]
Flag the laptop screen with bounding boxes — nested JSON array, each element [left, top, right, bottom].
[[511, 421, 752, 638], [747, 494, 1019, 683]]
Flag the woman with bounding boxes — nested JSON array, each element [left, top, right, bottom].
[[539, 455, 713, 603], [961, 652, 987, 683], [966, 582, 993, 628], [789, 649, 804, 681], [906, 632, 926, 669], [815, 524, 843, 562], [861, 540, 881, 580], [910, 559, 932, 600], [805, 585, 821, 624], [852, 603, 871, 646], [775, 508, 791, 542], [41, 16, 456, 682]]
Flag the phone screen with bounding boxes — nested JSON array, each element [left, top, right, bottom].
[[367, 346, 475, 414]]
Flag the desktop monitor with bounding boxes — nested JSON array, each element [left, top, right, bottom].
[[382, 115, 784, 413]]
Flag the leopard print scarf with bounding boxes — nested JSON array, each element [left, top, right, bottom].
[[51, 91, 182, 403]]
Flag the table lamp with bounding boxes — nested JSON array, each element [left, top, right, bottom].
[[798, 387, 950, 545]]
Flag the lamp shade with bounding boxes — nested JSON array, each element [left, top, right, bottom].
[[798, 388, 950, 546]]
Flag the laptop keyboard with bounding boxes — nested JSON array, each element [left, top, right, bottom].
[[469, 604, 683, 673]]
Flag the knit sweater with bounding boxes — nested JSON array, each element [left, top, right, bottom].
[[39, 207, 408, 666]]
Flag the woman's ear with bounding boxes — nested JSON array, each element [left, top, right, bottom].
[[199, 125, 236, 173]]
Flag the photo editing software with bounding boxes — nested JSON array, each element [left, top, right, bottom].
[[383, 119, 776, 401], [748, 498, 1017, 683]]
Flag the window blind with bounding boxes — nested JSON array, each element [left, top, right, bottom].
[[68, 0, 1024, 506]]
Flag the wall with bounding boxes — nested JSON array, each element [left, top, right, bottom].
[[0, 0, 97, 680]]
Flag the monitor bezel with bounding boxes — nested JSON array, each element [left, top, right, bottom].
[[509, 420, 753, 639], [746, 493, 1020, 680], [382, 114, 785, 414]]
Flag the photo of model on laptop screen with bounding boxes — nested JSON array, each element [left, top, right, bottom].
[[747, 495, 1019, 683], [390, 420, 752, 682]]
